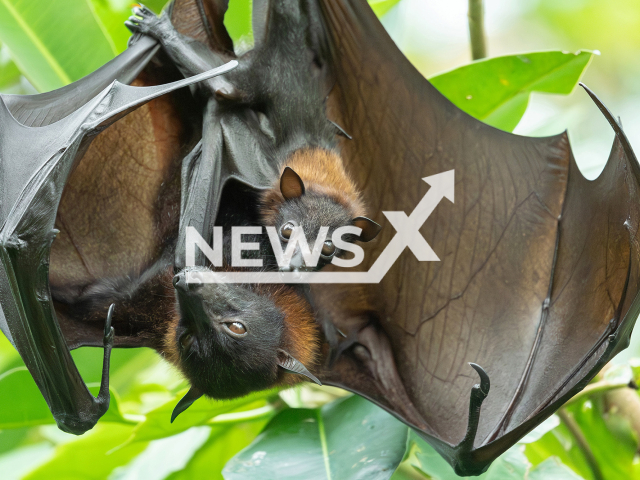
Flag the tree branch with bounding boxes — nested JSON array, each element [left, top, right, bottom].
[[468, 0, 487, 60]]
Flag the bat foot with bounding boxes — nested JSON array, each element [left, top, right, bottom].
[[125, 4, 169, 39]]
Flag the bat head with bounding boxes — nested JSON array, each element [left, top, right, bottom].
[[262, 153, 381, 273], [168, 267, 320, 420]]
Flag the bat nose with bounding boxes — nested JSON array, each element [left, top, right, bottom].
[[173, 273, 187, 292]]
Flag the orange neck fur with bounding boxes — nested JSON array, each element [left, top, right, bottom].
[[260, 147, 366, 223]]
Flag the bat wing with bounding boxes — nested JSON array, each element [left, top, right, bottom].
[[0, 34, 236, 434], [315, 0, 640, 474]]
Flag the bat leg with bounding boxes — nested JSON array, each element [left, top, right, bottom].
[[96, 304, 116, 407]]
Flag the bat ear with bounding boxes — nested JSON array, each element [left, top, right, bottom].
[[171, 386, 203, 423], [353, 217, 382, 242], [280, 167, 306, 200], [277, 349, 322, 385]]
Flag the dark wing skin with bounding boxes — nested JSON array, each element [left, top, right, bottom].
[[0, 32, 236, 434], [311, 0, 640, 474]]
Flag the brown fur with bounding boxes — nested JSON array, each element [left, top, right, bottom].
[[260, 147, 366, 224], [161, 304, 182, 368], [268, 285, 321, 384]]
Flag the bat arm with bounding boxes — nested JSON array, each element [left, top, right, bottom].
[[126, 8, 239, 99]]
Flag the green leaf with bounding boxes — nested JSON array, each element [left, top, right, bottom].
[[0, 326, 21, 372], [0, 43, 20, 90], [524, 424, 593, 479], [167, 421, 268, 480], [564, 397, 638, 480], [0, 368, 55, 428], [0, 0, 120, 91], [404, 430, 586, 480], [223, 395, 408, 480], [22, 424, 148, 480], [126, 388, 280, 443], [109, 426, 211, 480], [528, 457, 586, 480], [429, 51, 594, 132], [0, 443, 55, 480], [0, 366, 131, 429], [368, 0, 402, 18], [224, 0, 253, 49]]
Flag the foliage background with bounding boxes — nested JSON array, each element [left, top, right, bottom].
[[0, 0, 640, 479]]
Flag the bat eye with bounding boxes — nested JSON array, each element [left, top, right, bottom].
[[180, 333, 194, 351], [225, 321, 247, 337], [321, 240, 336, 258], [280, 222, 294, 240]]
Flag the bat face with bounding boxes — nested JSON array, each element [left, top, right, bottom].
[[171, 268, 284, 399], [272, 193, 354, 272], [261, 153, 382, 272]]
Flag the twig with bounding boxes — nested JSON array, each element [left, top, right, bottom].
[[468, 0, 487, 60], [563, 379, 630, 406], [557, 409, 604, 480]]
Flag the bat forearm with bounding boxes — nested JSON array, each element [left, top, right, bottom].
[[127, 8, 232, 97], [155, 28, 215, 78]]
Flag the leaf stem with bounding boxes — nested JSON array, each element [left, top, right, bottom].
[[557, 409, 604, 480], [468, 0, 487, 60]]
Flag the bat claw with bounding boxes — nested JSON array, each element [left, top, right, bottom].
[[103, 304, 115, 346], [469, 362, 490, 396], [455, 363, 491, 455]]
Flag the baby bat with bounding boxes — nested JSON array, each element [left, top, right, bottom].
[[126, 6, 381, 273]]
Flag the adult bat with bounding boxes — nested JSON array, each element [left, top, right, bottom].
[[0, 34, 238, 433], [1, 0, 639, 477]]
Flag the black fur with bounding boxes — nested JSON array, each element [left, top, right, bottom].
[[173, 268, 286, 398]]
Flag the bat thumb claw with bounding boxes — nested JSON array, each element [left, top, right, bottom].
[[469, 362, 490, 396], [104, 304, 115, 339]]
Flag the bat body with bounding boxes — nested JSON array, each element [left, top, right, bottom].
[[1, 0, 640, 476]]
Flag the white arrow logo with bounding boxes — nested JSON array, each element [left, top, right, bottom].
[[188, 170, 454, 284]]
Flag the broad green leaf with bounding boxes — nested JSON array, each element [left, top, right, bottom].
[[369, 0, 402, 18], [564, 397, 637, 480], [126, 388, 280, 443], [22, 424, 148, 480], [403, 430, 586, 480], [0, 367, 129, 429], [528, 457, 586, 480], [167, 422, 267, 480], [429, 51, 594, 132], [0, 327, 21, 372], [110, 427, 210, 480], [402, 432, 530, 480], [0, 0, 119, 91], [223, 395, 408, 480], [0, 443, 55, 480], [225, 0, 253, 49], [0, 368, 54, 428], [0, 43, 20, 90], [524, 424, 593, 480]]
